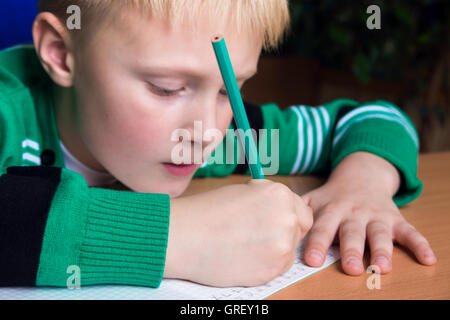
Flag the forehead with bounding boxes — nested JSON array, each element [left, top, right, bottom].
[[100, 6, 262, 77]]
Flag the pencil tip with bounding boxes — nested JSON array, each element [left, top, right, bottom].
[[211, 34, 223, 42]]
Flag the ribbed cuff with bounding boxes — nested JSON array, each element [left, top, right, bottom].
[[331, 121, 423, 207], [36, 169, 170, 288], [79, 188, 170, 287]]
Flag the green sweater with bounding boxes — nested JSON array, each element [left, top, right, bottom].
[[0, 45, 422, 288]]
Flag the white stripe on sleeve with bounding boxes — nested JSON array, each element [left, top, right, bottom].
[[298, 107, 314, 174], [289, 106, 304, 174], [334, 105, 419, 148], [309, 107, 324, 172], [22, 153, 42, 165]]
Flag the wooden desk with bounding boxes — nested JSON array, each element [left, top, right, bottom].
[[183, 152, 450, 299]]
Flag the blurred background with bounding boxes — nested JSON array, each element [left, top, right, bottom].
[[243, 0, 450, 153], [1, 0, 449, 153]]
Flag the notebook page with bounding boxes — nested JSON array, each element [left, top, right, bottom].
[[0, 242, 340, 300]]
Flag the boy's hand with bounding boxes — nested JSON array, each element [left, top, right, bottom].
[[302, 152, 437, 275], [164, 179, 313, 287]]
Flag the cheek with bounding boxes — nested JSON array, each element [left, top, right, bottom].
[[113, 115, 170, 154], [93, 99, 176, 164], [76, 67, 174, 158], [76, 95, 173, 167], [217, 105, 234, 135]]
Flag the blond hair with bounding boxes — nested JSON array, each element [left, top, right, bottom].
[[37, 0, 291, 53]]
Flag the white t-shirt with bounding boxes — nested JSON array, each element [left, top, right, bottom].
[[59, 140, 117, 187]]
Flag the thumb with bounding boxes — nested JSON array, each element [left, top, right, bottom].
[[301, 192, 312, 207], [301, 184, 331, 213], [294, 194, 314, 235]]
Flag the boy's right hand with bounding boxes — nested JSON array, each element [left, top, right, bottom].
[[164, 179, 313, 287]]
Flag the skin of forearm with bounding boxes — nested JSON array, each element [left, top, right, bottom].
[[327, 152, 401, 197]]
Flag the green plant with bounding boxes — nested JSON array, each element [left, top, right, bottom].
[[277, 0, 449, 87]]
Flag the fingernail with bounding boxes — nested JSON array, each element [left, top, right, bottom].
[[374, 256, 389, 266], [424, 250, 435, 258], [346, 257, 362, 268], [308, 250, 323, 262]]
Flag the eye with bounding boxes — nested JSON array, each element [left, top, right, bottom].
[[148, 83, 183, 97], [219, 89, 228, 97], [148, 82, 230, 99]]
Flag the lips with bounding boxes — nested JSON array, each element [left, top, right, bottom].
[[162, 162, 197, 177]]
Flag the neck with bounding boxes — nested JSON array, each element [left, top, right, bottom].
[[52, 84, 106, 172]]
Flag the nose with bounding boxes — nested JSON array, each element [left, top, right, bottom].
[[185, 96, 218, 146]]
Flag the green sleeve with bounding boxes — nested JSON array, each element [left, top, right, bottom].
[[194, 99, 422, 207], [36, 168, 170, 287]]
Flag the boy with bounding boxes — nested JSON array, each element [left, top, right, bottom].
[[0, 0, 436, 288]]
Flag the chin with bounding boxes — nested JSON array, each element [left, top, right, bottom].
[[135, 179, 190, 198], [168, 189, 184, 199], [167, 181, 191, 198], [114, 178, 188, 197], [114, 168, 193, 197]]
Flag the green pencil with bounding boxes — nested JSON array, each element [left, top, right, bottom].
[[211, 34, 265, 179]]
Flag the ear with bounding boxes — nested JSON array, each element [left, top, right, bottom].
[[32, 12, 76, 87]]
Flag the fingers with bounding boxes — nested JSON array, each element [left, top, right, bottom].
[[288, 194, 313, 259], [281, 252, 296, 275], [293, 194, 313, 236], [247, 178, 272, 186], [304, 211, 341, 268], [394, 222, 437, 266], [366, 220, 393, 274], [339, 219, 367, 276]]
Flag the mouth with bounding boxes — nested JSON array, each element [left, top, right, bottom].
[[162, 162, 198, 177]]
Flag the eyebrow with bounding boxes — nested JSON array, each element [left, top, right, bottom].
[[143, 65, 258, 81]]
